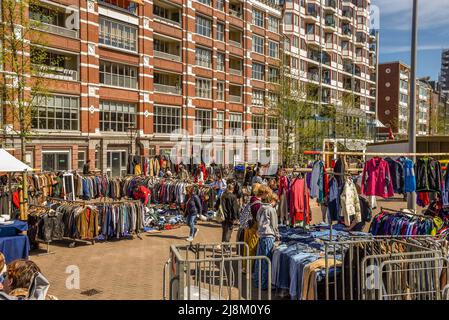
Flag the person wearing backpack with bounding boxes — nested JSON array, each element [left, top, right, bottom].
[[240, 184, 263, 272], [184, 185, 202, 242]]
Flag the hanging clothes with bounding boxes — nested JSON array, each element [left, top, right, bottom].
[[361, 157, 394, 198], [289, 177, 310, 225], [277, 175, 289, 225], [415, 157, 443, 193], [385, 157, 404, 194], [340, 178, 361, 227], [327, 177, 341, 222], [309, 160, 324, 203], [398, 157, 416, 193]]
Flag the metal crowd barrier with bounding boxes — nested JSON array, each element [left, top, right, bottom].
[[163, 242, 272, 300], [323, 235, 449, 300]]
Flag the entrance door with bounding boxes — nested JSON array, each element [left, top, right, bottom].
[[111, 151, 121, 177]]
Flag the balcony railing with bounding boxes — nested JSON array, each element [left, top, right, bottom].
[[153, 15, 181, 27], [229, 39, 242, 47], [230, 95, 242, 103], [342, 9, 352, 19], [98, 0, 137, 15], [325, 19, 336, 28], [324, 0, 336, 9], [154, 50, 181, 62], [229, 68, 242, 76], [229, 8, 243, 19], [307, 72, 319, 82], [31, 20, 78, 38], [154, 83, 181, 94], [32, 64, 78, 81]]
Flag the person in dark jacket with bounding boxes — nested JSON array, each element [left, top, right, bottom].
[[83, 160, 91, 175], [216, 183, 240, 245], [185, 185, 202, 242]]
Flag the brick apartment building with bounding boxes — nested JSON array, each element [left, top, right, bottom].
[[377, 61, 432, 139], [0, 0, 375, 176], [283, 0, 376, 136]]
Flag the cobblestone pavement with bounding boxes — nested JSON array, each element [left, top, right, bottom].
[[29, 196, 407, 300]]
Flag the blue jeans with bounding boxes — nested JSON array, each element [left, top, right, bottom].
[[253, 236, 275, 290], [186, 214, 197, 237]]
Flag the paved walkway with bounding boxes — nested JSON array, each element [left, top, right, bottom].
[[29, 196, 408, 300]]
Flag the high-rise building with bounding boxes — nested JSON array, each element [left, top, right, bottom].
[[0, 0, 376, 173], [282, 0, 377, 141], [377, 61, 432, 139], [439, 49, 449, 94]]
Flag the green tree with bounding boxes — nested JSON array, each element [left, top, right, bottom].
[[0, 0, 57, 161]]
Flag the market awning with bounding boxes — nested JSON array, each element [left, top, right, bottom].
[[0, 149, 32, 172]]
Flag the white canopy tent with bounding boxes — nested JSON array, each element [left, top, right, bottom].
[[0, 149, 32, 220], [0, 148, 32, 172]]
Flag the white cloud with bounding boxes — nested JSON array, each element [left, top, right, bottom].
[[373, 0, 449, 31]]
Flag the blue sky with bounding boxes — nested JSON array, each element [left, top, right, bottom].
[[372, 0, 449, 80]]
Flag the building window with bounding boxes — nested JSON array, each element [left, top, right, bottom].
[[267, 92, 279, 107], [400, 93, 408, 103], [216, 0, 224, 11], [216, 111, 224, 135], [292, 36, 299, 48], [268, 67, 279, 83], [196, 15, 211, 37], [195, 109, 212, 135], [32, 95, 79, 130], [154, 105, 181, 134], [217, 81, 225, 100], [268, 41, 279, 58], [100, 60, 138, 89], [252, 115, 264, 136], [216, 22, 225, 41], [195, 47, 212, 68], [291, 57, 299, 69], [99, 16, 137, 52], [252, 35, 264, 54], [229, 113, 242, 135], [268, 16, 279, 33], [217, 52, 225, 71], [42, 151, 70, 171], [268, 117, 278, 137], [284, 13, 292, 26], [196, 78, 212, 98], [198, 0, 211, 6], [252, 63, 265, 80], [78, 150, 86, 170], [252, 90, 265, 106], [100, 100, 136, 132], [252, 9, 264, 27]]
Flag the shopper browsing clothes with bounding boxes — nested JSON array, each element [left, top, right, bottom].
[[216, 182, 240, 248], [184, 185, 202, 242], [0, 259, 57, 300], [253, 190, 280, 290]]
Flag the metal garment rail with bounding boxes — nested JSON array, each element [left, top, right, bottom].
[[323, 236, 448, 300], [163, 242, 272, 300], [305, 151, 449, 157]]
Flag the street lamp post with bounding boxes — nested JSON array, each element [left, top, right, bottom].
[[127, 126, 138, 158], [407, 0, 418, 211]]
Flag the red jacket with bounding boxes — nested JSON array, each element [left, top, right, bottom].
[[361, 157, 394, 198], [289, 178, 310, 224]]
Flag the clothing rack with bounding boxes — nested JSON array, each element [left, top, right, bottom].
[[380, 207, 434, 220], [46, 196, 141, 205], [305, 151, 449, 157]]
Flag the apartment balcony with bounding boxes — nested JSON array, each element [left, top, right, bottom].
[[400, 72, 409, 80], [341, 27, 353, 40], [325, 42, 338, 51], [154, 83, 181, 94], [229, 28, 243, 47], [341, 8, 353, 21], [154, 72, 182, 94], [229, 95, 242, 103], [369, 44, 376, 52], [307, 72, 319, 82], [32, 64, 78, 81], [229, 0, 243, 19], [304, 6, 319, 22], [153, 0, 182, 26], [306, 34, 321, 47], [230, 68, 242, 76], [342, 49, 353, 58], [355, 33, 366, 45], [98, 0, 138, 15], [324, 17, 337, 31], [307, 50, 321, 63], [154, 50, 181, 62], [323, 0, 337, 12], [30, 20, 78, 39], [229, 85, 242, 103], [355, 55, 363, 63], [154, 36, 181, 62], [322, 77, 331, 85]]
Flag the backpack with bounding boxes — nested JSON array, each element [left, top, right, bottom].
[[239, 200, 260, 229]]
